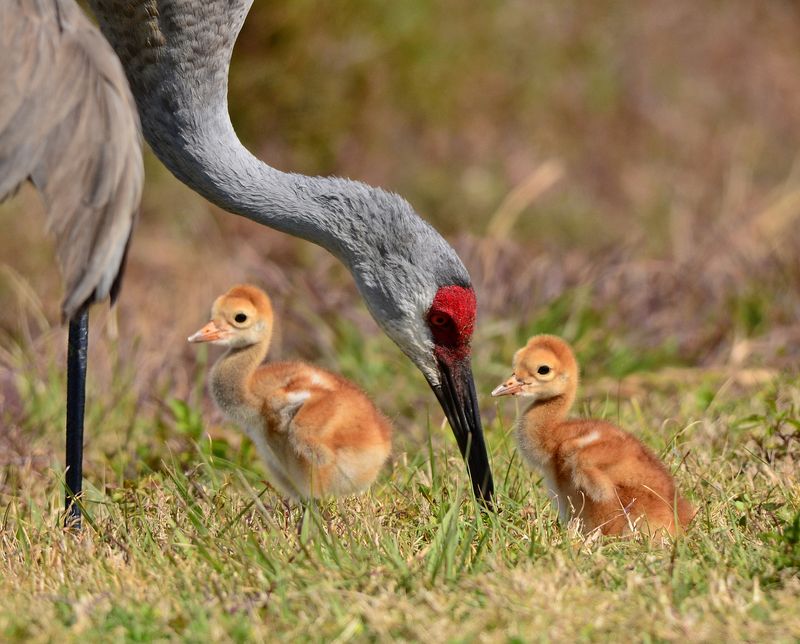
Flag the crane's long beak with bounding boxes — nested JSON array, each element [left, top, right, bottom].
[[429, 356, 495, 507]]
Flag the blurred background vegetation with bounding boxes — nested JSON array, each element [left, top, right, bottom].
[[1, 0, 799, 463]]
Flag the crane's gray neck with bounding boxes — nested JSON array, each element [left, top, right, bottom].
[[87, 0, 471, 370], [86, 0, 435, 269], [155, 108, 341, 253]]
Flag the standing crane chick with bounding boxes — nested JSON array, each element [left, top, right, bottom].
[[189, 285, 392, 499], [492, 335, 694, 537]]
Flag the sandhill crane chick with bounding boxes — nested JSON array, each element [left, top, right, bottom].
[[492, 335, 694, 537], [189, 285, 392, 500]]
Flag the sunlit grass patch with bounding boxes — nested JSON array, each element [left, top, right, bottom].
[[1, 257, 798, 640], [1, 340, 798, 640]]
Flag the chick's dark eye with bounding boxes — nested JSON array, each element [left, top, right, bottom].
[[537, 365, 551, 375], [234, 313, 247, 324]]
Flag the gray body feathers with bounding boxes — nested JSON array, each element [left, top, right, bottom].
[[0, 0, 143, 319]]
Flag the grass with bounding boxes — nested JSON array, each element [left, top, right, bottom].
[[0, 281, 798, 640]]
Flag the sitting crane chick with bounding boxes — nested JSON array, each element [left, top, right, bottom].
[[492, 335, 694, 537], [189, 284, 392, 500]]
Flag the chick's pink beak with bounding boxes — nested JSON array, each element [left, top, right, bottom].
[[188, 320, 229, 343], [491, 376, 523, 397]]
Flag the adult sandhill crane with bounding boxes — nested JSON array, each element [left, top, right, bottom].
[[3, 0, 494, 516], [0, 0, 143, 526], [88, 0, 494, 504]]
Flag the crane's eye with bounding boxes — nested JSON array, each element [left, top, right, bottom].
[[537, 365, 551, 375], [429, 313, 451, 328], [234, 313, 248, 324]]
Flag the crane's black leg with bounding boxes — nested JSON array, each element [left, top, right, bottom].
[[64, 308, 89, 528]]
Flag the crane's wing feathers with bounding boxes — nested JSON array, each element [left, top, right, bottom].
[[0, 0, 143, 320]]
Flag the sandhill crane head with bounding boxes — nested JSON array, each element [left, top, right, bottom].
[[340, 193, 492, 502]]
